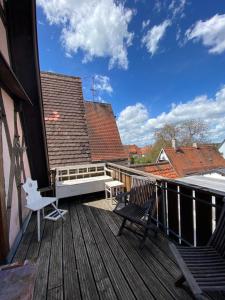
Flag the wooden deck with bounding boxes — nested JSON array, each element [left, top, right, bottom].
[[13, 197, 225, 300]]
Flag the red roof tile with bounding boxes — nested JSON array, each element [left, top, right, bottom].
[[85, 101, 127, 162], [163, 145, 225, 177], [41, 72, 91, 168], [140, 145, 152, 155], [124, 144, 141, 156], [134, 162, 178, 178]]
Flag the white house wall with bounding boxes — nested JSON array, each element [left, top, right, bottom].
[[219, 142, 225, 159]]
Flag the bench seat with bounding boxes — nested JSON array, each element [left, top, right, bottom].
[[56, 175, 112, 198]]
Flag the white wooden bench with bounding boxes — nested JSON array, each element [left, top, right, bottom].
[[54, 163, 113, 199]]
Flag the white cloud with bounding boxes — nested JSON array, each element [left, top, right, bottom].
[[142, 19, 150, 30], [154, 0, 163, 13], [169, 0, 186, 18], [142, 20, 171, 56], [37, 0, 133, 69], [117, 86, 225, 145], [186, 14, 225, 54], [94, 75, 113, 94]]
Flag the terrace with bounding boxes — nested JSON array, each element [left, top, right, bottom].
[[12, 163, 225, 300]]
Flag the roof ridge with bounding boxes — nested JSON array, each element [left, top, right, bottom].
[[41, 71, 81, 81], [85, 100, 111, 106]]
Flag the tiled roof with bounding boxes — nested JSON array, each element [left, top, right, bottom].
[[134, 162, 178, 179], [164, 145, 225, 177], [85, 101, 127, 162], [140, 145, 152, 155], [41, 72, 91, 168], [124, 144, 141, 155]]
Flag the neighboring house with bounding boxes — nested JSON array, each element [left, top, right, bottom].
[[41, 72, 126, 168], [140, 145, 152, 157], [85, 101, 127, 162], [157, 142, 225, 178], [124, 144, 141, 158], [41, 72, 91, 169], [219, 139, 225, 159], [0, 1, 49, 261], [132, 162, 177, 179]]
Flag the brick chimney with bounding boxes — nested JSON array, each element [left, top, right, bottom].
[[193, 142, 198, 149]]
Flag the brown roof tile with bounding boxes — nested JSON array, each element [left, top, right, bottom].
[[85, 101, 127, 162], [134, 162, 178, 179], [41, 72, 91, 168], [163, 145, 225, 177], [124, 144, 141, 156]]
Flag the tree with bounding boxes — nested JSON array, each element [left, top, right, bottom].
[[179, 119, 208, 145], [149, 119, 209, 162]]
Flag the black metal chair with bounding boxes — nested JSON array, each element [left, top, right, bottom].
[[170, 200, 225, 299], [113, 177, 159, 249]]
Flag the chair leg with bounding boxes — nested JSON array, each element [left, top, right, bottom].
[[117, 218, 126, 236], [175, 275, 185, 287]]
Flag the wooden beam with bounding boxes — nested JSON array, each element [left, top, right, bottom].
[[0, 3, 6, 26], [0, 90, 9, 261]]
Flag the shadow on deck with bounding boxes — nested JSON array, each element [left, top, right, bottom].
[[13, 197, 225, 300]]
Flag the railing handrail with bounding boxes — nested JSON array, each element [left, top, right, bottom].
[[106, 162, 163, 180]]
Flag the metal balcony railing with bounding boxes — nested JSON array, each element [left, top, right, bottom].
[[106, 162, 225, 247]]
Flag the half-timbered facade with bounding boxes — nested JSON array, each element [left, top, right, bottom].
[[0, 0, 49, 262]]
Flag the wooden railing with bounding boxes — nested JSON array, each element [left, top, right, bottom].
[[106, 162, 225, 247]]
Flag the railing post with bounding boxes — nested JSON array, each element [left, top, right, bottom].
[[156, 182, 159, 227], [212, 195, 216, 233], [177, 185, 181, 244], [192, 189, 197, 247], [162, 181, 168, 235]]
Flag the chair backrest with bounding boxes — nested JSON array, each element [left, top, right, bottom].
[[129, 176, 156, 208], [22, 178, 42, 206], [208, 200, 225, 257]]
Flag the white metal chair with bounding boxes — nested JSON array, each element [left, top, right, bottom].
[[23, 178, 67, 241]]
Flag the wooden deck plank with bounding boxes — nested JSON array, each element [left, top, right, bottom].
[[110, 206, 181, 279], [70, 202, 99, 300], [12, 213, 36, 262], [62, 203, 81, 300], [26, 217, 46, 261], [33, 220, 54, 300], [13, 198, 225, 300], [101, 208, 193, 299], [48, 219, 63, 290], [90, 205, 156, 300], [47, 286, 63, 300], [91, 205, 175, 300], [83, 204, 136, 300], [77, 204, 117, 300]]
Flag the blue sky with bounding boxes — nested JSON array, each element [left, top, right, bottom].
[[37, 0, 225, 146]]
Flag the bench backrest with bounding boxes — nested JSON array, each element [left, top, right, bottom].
[[54, 163, 110, 182], [208, 200, 225, 257]]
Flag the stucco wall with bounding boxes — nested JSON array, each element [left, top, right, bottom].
[[1, 89, 31, 247]]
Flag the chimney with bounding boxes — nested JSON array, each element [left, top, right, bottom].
[[172, 139, 177, 150], [193, 142, 198, 149]]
